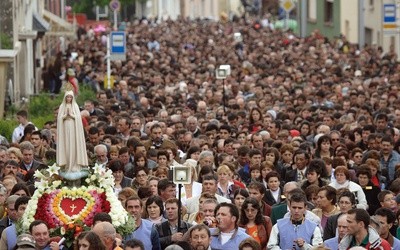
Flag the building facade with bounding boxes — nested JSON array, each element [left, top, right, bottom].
[[302, 0, 399, 56]]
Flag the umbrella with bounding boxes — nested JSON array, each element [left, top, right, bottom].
[[94, 24, 106, 33]]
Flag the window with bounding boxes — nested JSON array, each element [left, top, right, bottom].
[[307, 0, 317, 21], [324, 0, 334, 24]]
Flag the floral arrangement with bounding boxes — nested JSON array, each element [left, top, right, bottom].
[[22, 163, 135, 247]]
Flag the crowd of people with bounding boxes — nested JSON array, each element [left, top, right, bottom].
[[1, 12, 400, 250]]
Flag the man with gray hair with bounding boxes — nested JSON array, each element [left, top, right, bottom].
[[92, 221, 121, 250], [197, 151, 214, 172], [186, 116, 200, 137], [94, 144, 108, 166]]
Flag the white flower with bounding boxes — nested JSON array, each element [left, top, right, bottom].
[[93, 163, 103, 174], [103, 170, 114, 179], [47, 163, 60, 176], [99, 179, 113, 189], [34, 170, 46, 180], [35, 179, 49, 191], [52, 180, 62, 188]]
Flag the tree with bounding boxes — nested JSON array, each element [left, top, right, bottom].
[[72, 0, 103, 13], [71, 0, 144, 15]]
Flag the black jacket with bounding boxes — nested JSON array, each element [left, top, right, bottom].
[[323, 213, 341, 241], [263, 188, 283, 206], [361, 182, 381, 215], [155, 221, 192, 249]]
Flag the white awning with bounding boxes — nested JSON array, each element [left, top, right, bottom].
[[42, 10, 75, 37]]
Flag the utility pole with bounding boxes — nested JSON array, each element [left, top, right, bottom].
[[300, 0, 307, 38]]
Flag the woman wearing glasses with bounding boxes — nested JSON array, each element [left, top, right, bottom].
[[239, 197, 272, 250]]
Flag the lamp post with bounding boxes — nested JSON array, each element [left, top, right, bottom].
[[216, 65, 231, 115], [172, 165, 191, 232]]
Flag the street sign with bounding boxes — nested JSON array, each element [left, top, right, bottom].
[[109, 0, 121, 12], [280, 0, 295, 13], [383, 4, 397, 35], [110, 31, 126, 61]]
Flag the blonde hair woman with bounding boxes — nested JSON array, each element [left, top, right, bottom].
[[216, 164, 236, 200]]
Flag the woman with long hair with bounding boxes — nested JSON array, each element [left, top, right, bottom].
[[314, 135, 334, 159], [125, 152, 148, 178], [265, 147, 284, 177], [74, 231, 106, 250], [248, 107, 263, 133], [299, 121, 312, 141], [233, 188, 249, 211], [239, 197, 272, 250]]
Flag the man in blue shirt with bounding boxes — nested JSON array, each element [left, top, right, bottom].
[[268, 192, 323, 250], [210, 203, 250, 249], [124, 195, 161, 250]]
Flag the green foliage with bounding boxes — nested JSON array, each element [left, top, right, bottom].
[[28, 86, 95, 120], [0, 33, 12, 49], [75, 86, 97, 105], [72, 0, 110, 13], [0, 119, 17, 142], [31, 114, 55, 131], [3, 86, 97, 132], [2, 85, 96, 140], [116, 215, 136, 237], [28, 94, 63, 118], [72, 0, 139, 14]]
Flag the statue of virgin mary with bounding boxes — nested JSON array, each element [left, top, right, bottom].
[[56, 90, 88, 175]]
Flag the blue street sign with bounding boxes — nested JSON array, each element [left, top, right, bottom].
[[383, 4, 396, 23], [110, 31, 125, 54]]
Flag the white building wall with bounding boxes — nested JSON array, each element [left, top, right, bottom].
[[136, 0, 152, 19], [340, 0, 358, 44], [144, 0, 244, 21], [184, 0, 219, 20], [364, 0, 382, 45]]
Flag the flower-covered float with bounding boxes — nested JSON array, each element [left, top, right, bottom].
[[21, 163, 135, 248], [21, 89, 134, 248]]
